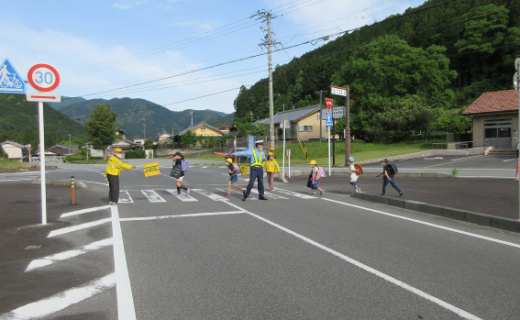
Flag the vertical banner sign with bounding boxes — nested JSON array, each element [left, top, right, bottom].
[[248, 136, 255, 150], [27, 63, 61, 225], [143, 162, 160, 177], [325, 98, 333, 112]]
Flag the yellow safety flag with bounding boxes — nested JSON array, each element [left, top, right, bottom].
[[143, 162, 160, 177]]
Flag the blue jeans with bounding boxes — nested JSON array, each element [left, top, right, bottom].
[[230, 175, 238, 183], [245, 167, 264, 197], [382, 176, 401, 195]]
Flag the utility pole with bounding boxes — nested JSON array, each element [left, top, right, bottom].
[[254, 10, 280, 151], [141, 118, 146, 139], [250, 111, 254, 123], [190, 110, 194, 127], [316, 90, 327, 142], [68, 133, 71, 146]]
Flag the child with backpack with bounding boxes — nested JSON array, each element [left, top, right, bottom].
[[376, 157, 403, 197], [225, 158, 245, 196], [347, 156, 362, 195], [171, 152, 190, 196], [307, 160, 324, 196], [263, 151, 281, 191]]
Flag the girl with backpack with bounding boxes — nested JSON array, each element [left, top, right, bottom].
[[225, 158, 245, 196], [307, 160, 324, 196], [171, 152, 190, 196]]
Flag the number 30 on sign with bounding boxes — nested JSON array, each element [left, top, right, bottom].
[[27, 64, 60, 92]]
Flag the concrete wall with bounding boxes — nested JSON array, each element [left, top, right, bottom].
[[472, 112, 518, 148]]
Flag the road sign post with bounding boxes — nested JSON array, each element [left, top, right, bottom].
[[326, 112, 333, 176], [229, 126, 239, 163], [27, 63, 60, 225], [282, 119, 289, 178], [286, 149, 291, 178], [515, 58, 520, 219], [331, 85, 349, 165]]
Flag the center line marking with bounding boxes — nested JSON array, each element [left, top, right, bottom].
[[222, 201, 483, 320], [120, 211, 244, 222]]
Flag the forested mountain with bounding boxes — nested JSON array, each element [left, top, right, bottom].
[[0, 94, 88, 148], [57, 97, 229, 139], [233, 0, 519, 142]]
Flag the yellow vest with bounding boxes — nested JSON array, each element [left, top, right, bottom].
[[263, 159, 280, 173], [104, 156, 133, 176], [251, 149, 264, 167]]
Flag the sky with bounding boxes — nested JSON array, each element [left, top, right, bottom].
[[1, 0, 425, 114]]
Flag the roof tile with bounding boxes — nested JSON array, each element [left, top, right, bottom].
[[462, 90, 518, 115]]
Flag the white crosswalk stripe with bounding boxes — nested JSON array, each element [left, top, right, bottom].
[[272, 187, 315, 199], [141, 190, 166, 203], [215, 188, 256, 200], [118, 190, 134, 203], [192, 189, 228, 201], [166, 189, 198, 202]]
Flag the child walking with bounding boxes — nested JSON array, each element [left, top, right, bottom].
[[347, 156, 361, 195], [225, 158, 245, 196], [376, 158, 404, 197], [263, 151, 280, 191], [171, 152, 190, 196], [307, 160, 324, 196]]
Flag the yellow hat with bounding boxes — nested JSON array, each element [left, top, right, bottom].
[[268, 151, 275, 156], [226, 158, 233, 164], [310, 160, 317, 165], [114, 148, 122, 153]]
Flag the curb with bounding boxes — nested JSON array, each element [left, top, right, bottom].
[[285, 171, 450, 178], [351, 192, 520, 234]]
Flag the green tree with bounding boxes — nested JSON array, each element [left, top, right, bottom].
[[180, 130, 198, 145], [436, 114, 472, 134], [144, 138, 154, 146], [84, 103, 118, 159], [253, 123, 269, 136]]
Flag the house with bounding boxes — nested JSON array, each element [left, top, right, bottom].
[[174, 121, 225, 141], [1, 140, 27, 161], [218, 124, 231, 135], [46, 144, 79, 156], [133, 138, 147, 145], [254, 105, 327, 140], [462, 90, 518, 149], [90, 129, 144, 158], [157, 133, 172, 143]]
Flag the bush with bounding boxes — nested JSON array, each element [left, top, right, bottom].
[[65, 154, 86, 162], [125, 148, 146, 159]]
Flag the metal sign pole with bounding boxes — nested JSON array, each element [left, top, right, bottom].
[[38, 101, 47, 225], [345, 86, 350, 165], [282, 121, 286, 178], [288, 151, 291, 177], [328, 126, 331, 176]]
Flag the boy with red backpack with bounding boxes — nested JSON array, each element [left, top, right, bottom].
[[307, 160, 324, 196], [347, 156, 363, 195], [225, 158, 245, 196]]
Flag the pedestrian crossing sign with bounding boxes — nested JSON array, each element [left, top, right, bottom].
[[143, 162, 160, 177], [325, 112, 333, 127], [0, 59, 26, 94]]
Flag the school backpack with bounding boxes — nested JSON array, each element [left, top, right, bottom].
[[354, 163, 364, 175], [387, 163, 398, 176], [233, 164, 241, 174], [181, 159, 189, 171], [318, 167, 326, 178]]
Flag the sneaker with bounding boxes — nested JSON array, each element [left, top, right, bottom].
[[311, 193, 317, 196], [108, 201, 113, 205], [186, 188, 190, 196], [242, 196, 247, 201], [320, 190, 324, 196], [259, 197, 268, 200], [243, 190, 246, 195], [351, 191, 358, 196], [399, 192, 404, 197], [381, 193, 385, 196]]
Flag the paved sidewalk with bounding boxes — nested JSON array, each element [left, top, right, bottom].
[[287, 175, 518, 220]]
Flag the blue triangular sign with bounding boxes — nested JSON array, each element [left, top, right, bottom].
[[0, 59, 26, 94]]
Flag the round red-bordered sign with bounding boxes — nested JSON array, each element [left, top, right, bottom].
[[27, 63, 60, 92]]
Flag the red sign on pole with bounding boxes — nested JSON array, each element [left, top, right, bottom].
[[325, 98, 333, 111]]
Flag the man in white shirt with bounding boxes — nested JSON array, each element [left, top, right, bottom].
[[347, 157, 361, 195]]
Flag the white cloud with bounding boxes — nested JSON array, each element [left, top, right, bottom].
[[113, 3, 131, 10]]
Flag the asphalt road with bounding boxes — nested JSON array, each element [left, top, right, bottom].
[[1, 159, 520, 319]]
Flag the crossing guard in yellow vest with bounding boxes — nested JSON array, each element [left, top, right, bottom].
[[104, 148, 136, 204], [263, 151, 280, 191]]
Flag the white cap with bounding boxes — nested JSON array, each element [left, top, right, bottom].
[[255, 140, 264, 144]]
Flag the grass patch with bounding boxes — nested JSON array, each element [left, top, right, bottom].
[[0, 159, 32, 169], [68, 159, 109, 164], [274, 141, 432, 166]]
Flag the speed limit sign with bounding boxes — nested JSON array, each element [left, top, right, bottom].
[[27, 63, 60, 92]]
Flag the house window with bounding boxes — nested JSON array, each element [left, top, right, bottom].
[[484, 122, 511, 138], [298, 126, 312, 132], [201, 128, 206, 132]]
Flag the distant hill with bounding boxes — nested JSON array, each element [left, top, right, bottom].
[[57, 97, 229, 139], [204, 109, 227, 117], [0, 94, 88, 148], [50, 97, 87, 110], [209, 112, 235, 128]]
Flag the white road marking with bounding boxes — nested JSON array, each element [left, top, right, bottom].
[[60, 205, 111, 218], [272, 187, 314, 199], [166, 189, 198, 202], [215, 188, 256, 200], [222, 201, 483, 320], [80, 180, 109, 187], [118, 190, 134, 203], [424, 157, 443, 160], [120, 211, 244, 222], [111, 205, 137, 320], [192, 189, 228, 201], [250, 188, 289, 199], [0, 274, 115, 320], [25, 238, 113, 272], [47, 218, 110, 238], [451, 155, 484, 161], [141, 190, 166, 203], [323, 198, 520, 249], [503, 158, 517, 162], [202, 166, 208, 169]]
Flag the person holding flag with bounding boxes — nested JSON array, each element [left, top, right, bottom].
[[104, 148, 136, 204], [232, 140, 267, 201]]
